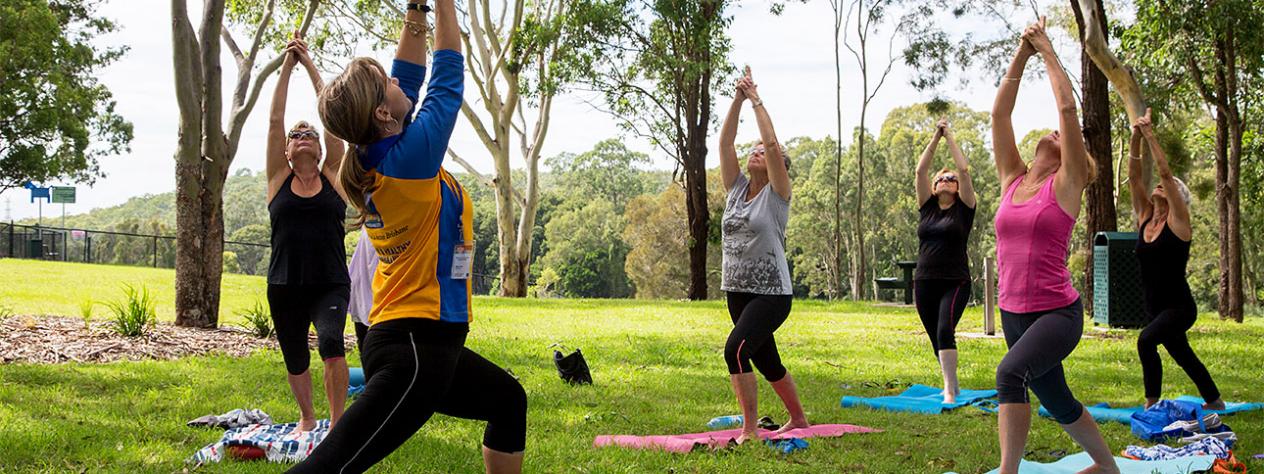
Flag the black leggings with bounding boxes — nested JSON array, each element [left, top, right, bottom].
[[996, 299, 1085, 424], [913, 279, 971, 353], [1138, 307, 1221, 401], [724, 292, 791, 382], [267, 284, 350, 375], [287, 318, 527, 474]]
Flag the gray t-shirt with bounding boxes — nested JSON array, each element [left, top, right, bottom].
[[721, 173, 792, 295]]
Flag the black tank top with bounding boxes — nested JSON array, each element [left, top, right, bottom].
[[1135, 218, 1196, 314], [915, 196, 975, 281], [267, 173, 350, 285]]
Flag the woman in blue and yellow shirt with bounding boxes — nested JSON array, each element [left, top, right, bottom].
[[291, 1, 526, 472]]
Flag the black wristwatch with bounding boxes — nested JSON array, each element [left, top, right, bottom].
[[407, 2, 432, 13]]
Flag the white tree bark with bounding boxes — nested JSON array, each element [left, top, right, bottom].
[[452, 0, 562, 297]]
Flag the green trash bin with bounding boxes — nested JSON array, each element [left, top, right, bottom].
[[1092, 232, 1149, 328], [27, 238, 43, 259]]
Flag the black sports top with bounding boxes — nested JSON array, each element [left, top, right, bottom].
[[915, 196, 975, 281], [1135, 218, 1196, 313], [267, 173, 349, 285]]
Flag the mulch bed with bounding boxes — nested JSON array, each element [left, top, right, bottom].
[[0, 316, 355, 364]]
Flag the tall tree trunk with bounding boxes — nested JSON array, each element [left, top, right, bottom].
[[832, 2, 844, 300], [175, 161, 227, 327], [1214, 106, 1232, 317], [1072, 0, 1117, 317], [1226, 118, 1243, 321], [685, 155, 709, 300], [852, 101, 867, 300], [493, 168, 528, 297]]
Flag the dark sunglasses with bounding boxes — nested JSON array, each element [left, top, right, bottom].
[[935, 174, 958, 184], [288, 130, 319, 140]]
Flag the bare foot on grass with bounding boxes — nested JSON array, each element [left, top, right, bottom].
[[772, 418, 810, 437]]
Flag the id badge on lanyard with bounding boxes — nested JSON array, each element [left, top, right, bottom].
[[448, 175, 474, 280]]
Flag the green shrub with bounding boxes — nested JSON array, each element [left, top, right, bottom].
[[79, 299, 94, 330], [106, 284, 156, 337], [237, 300, 274, 338]]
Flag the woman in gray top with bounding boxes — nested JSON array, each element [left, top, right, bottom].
[[717, 66, 808, 444]]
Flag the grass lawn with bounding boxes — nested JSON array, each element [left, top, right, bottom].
[[2, 258, 1262, 473], [0, 259, 267, 326]]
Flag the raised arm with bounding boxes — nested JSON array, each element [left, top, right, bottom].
[[741, 69, 790, 200], [265, 42, 299, 203], [388, 0, 463, 179], [288, 34, 349, 201], [396, 1, 431, 66], [916, 123, 942, 205], [1027, 18, 1091, 193], [1137, 110, 1191, 240], [719, 76, 746, 191], [943, 121, 977, 208], [992, 40, 1035, 188], [1127, 114, 1150, 225]]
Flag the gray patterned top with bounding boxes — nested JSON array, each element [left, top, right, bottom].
[[721, 173, 792, 295]]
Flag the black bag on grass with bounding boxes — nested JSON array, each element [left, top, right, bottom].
[[552, 346, 592, 385]]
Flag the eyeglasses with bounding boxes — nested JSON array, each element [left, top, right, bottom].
[[748, 146, 766, 156], [934, 174, 958, 185], [288, 130, 319, 140]]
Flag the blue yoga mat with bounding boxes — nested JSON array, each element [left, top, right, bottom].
[[1038, 402, 1139, 424], [1037, 397, 1264, 423], [1174, 396, 1264, 414], [840, 384, 997, 414], [945, 452, 1215, 474]]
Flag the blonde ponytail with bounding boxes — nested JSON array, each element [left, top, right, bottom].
[[319, 57, 390, 229]]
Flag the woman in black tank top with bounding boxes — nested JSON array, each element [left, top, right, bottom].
[[1127, 110, 1223, 410], [912, 119, 977, 404], [265, 33, 353, 432]]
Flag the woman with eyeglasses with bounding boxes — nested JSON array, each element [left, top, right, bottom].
[[716, 66, 809, 444], [990, 18, 1117, 474], [1128, 109, 1224, 411], [264, 31, 352, 433], [913, 118, 976, 404]]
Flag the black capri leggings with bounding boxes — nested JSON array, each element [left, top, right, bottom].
[[287, 318, 527, 473], [724, 292, 792, 382], [996, 298, 1085, 425], [267, 283, 350, 375], [913, 279, 971, 353], [1138, 306, 1221, 402]]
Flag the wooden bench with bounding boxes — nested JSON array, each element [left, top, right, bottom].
[[874, 261, 917, 304]]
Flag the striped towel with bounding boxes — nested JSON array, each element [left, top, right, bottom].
[[188, 419, 329, 465]]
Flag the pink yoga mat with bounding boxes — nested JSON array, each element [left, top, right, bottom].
[[593, 424, 880, 453]]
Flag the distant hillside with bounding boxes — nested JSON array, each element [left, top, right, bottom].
[[17, 169, 268, 240]]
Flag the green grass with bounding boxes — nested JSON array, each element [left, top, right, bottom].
[[0, 259, 265, 326], [2, 259, 1263, 473]]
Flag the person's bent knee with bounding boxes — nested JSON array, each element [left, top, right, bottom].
[[761, 365, 787, 383], [484, 380, 528, 453], [317, 333, 346, 361], [937, 330, 957, 352], [1049, 399, 1084, 425], [995, 359, 1028, 404], [723, 337, 752, 375], [279, 340, 311, 376]]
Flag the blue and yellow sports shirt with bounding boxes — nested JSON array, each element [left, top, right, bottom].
[[359, 49, 471, 325]]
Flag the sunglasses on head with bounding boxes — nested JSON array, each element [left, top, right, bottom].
[[288, 130, 319, 140], [935, 174, 958, 184]]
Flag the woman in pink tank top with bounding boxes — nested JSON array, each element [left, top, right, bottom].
[[989, 18, 1118, 474]]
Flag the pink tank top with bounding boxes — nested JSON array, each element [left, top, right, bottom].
[[994, 174, 1079, 313]]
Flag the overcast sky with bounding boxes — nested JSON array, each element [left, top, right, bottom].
[[2, 0, 1069, 222]]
